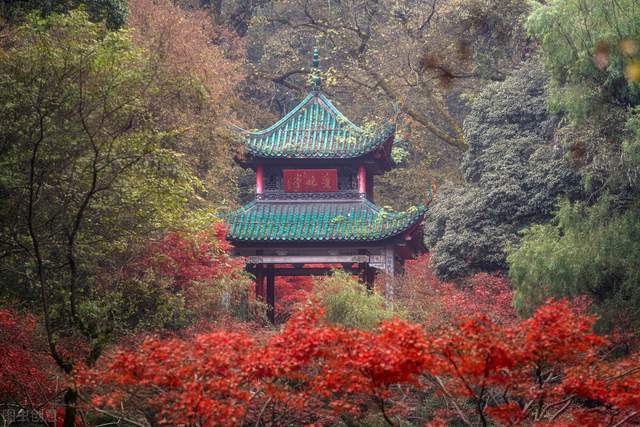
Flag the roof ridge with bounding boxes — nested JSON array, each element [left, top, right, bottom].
[[246, 91, 363, 138], [316, 92, 362, 132], [246, 92, 316, 136]]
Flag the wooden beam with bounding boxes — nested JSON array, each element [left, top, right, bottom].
[[248, 255, 369, 264], [273, 267, 361, 276]]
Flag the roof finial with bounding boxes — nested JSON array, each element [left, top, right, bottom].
[[312, 47, 321, 90]]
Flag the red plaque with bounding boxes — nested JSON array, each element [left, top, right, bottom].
[[283, 169, 338, 192]]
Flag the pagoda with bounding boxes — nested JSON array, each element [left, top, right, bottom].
[[227, 49, 427, 322]]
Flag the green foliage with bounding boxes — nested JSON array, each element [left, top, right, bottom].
[[91, 269, 257, 335], [423, 60, 580, 279], [83, 272, 192, 335], [622, 108, 640, 194], [527, 0, 640, 119], [509, 198, 640, 331], [1, 0, 128, 29], [390, 139, 410, 166], [526, 0, 640, 201], [502, 1, 640, 334], [310, 271, 397, 330], [0, 11, 212, 366]]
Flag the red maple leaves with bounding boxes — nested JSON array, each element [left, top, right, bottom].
[[140, 222, 240, 289], [81, 300, 640, 426], [429, 300, 609, 425], [400, 254, 517, 327], [0, 309, 55, 408], [7, 246, 639, 426]]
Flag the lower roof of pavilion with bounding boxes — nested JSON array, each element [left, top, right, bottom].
[[225, 199, 426, 252]]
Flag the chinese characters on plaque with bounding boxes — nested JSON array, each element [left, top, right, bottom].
[[283, 169, 338, 192]]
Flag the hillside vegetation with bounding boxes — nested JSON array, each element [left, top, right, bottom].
[[0, 0, 639, 425]]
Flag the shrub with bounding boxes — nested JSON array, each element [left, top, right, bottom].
[[308, 270, 397, 330]]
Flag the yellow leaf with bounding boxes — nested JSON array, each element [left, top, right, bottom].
[[620, 38, 639, 56], [624, 61, 640, 82]]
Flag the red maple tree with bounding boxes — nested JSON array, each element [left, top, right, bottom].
[[0, 309, 56, 409], [399, 254, 517, 327], [139, 222, 241, 289], [80, 299, 640, 426]]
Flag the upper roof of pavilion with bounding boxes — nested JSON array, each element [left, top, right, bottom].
[[235, 49, 396, 167], [241, 91, 395, 160]]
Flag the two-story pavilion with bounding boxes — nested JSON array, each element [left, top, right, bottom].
[[226, 49, 427, 322]]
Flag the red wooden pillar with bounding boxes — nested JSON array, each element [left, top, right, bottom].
[[256, 164, 264, 195], [255, 264, 265, 300], [358, 165, 366, 194], [266, 265, 276, 323]]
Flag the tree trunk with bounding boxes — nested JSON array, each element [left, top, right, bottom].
[[63, 388, 78, 427]]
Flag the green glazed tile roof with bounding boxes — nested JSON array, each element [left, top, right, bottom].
[[225, 200, 426, 242], [241, 91, 394, 159]]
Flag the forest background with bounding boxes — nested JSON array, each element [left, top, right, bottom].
[[0, 0, 640, 426]]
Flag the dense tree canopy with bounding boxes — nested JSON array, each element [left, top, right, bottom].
[[509, 198, 640, 331], [0, 8, 245, 425], [528, 0, 640, 120], [1, 0, 129, 28], [423, 61, 580, 279], [0, 10, 197, 362], [508, 0, 640, 331]]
